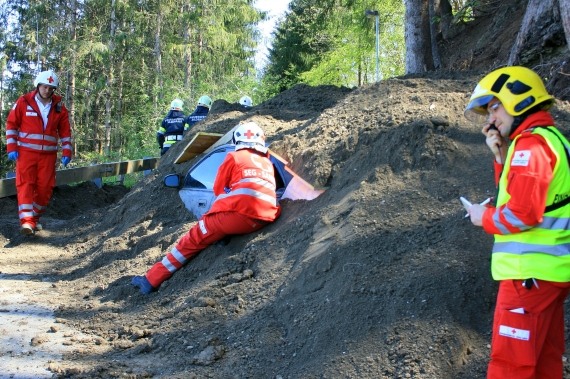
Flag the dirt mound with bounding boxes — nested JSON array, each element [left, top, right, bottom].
[[2, 6, 570, 375], [2, 71, 570, 378]]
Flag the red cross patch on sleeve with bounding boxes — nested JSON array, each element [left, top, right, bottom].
[[511, 150, 531, 166]]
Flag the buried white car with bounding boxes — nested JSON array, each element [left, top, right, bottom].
[[164, 142, 324, 219]]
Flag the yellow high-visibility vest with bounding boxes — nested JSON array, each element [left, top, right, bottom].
[[492, 126, 570, 282]]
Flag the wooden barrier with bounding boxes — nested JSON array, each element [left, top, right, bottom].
[[0, 157, 158, 198]]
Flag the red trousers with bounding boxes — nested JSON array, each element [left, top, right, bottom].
[[145, 211, 268, 288], [488, 279, 570, 379], [15, 150, 57, 227]]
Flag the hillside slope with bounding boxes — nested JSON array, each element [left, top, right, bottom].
[[1, 72, 569, 378]]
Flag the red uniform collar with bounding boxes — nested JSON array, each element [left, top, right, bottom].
[[510, 110, 554, 138]]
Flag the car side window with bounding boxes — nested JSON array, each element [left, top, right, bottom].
[[184, 149, 229, 189]]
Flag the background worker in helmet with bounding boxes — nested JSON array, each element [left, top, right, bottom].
[[184, 95, 212, 130], [132, 122, 281, 294], [239, 95, 253, 109], [464, 66, 570, 379], [5, 70, 72, 235], [157, 98, 187, 156]]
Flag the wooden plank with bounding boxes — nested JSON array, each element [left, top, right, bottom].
[[201, 126, 239, 154], [174, 132, 223, 164], [0, 158, 158, 198]]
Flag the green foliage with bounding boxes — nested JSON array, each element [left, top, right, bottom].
[[262, 0, 405, 95], [1, 0, 262, 166], [452, 0, 477, 22], [1, 0, 408, 181]]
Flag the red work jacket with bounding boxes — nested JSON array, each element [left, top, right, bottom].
[[6, 90, 72, 157], [482, 111, 562, 234], [210, 148, 281, 222]]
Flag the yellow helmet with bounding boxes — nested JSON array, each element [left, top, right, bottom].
[[464, 66, 554, 122]]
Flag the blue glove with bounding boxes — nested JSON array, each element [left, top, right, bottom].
[[8, 152, 18, 161], [61, 156, 71, 167]]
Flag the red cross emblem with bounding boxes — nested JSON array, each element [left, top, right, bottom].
[[518, 152, 525, 158], [244, 129, 255, 139], [48, 76, 54, 84]]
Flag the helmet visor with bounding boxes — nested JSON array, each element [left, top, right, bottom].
[[464, 94, 494, 123]]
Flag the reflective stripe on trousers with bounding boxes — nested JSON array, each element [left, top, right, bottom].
[[145, 211, 269, 288]]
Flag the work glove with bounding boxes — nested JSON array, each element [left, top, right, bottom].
[[8, 151, 19, 161], [61, 156, 71, 167]]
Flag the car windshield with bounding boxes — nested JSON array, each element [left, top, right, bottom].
[[184, 149, 228, 189]]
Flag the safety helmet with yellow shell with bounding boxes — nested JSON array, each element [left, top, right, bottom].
[[464, 66, 554, 123], [34, 70, 59, 88]]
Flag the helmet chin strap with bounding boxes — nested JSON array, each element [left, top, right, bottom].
[[36, 87, 54, 101]]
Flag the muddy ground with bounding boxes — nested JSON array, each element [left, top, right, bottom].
[[2, 4, 570, 378], [2, 72, 570, 378]]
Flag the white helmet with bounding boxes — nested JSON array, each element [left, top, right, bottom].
[[197, 95, 212, 109], [34, 70, 59, 88], [233, 122, 267, 153], [170, 98, 184, 110], [239, 95, 253, 108]]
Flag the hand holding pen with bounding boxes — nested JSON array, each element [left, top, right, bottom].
[[460, 196, 492, 226]]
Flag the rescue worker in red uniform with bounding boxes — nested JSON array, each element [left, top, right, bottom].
[[5, 70, 72, 235], [132, 122, 281, 294], [465, 66, 570, 379]]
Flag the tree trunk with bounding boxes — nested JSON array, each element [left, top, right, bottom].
[[183, 3, 192, 90], [435, 0, 453, 40], [508, 0, 564, 65], [104, 0, 117, 156], [154, 7, 163, 108], [68, 0, 78, 156], [429, 0, 442, 69], [404, 0, 433, 73], [560, 0, 570, 48]]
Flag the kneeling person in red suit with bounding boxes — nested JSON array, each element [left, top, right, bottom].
[[132, 122, 281, 294]]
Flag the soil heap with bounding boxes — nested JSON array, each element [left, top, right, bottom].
[[2, 4, 570, 377], [1, 71, 570, 378]]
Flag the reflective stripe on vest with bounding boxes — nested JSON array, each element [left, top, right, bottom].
[[215, 187, 278, 207], [492, 126, 570, 282]]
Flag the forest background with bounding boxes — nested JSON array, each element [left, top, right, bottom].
[[0, 0, 569, 178]]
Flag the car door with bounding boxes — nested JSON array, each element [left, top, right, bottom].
[[178, 146, 232, 219]]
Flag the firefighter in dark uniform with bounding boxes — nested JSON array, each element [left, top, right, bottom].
[[157, 98, 187, 156], [185, 95, 211, 130]]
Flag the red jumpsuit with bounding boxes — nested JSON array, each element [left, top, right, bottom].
[[5, 90, 72, 228], [145, 148, 281, 288], [482, 112, 570, 379]]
